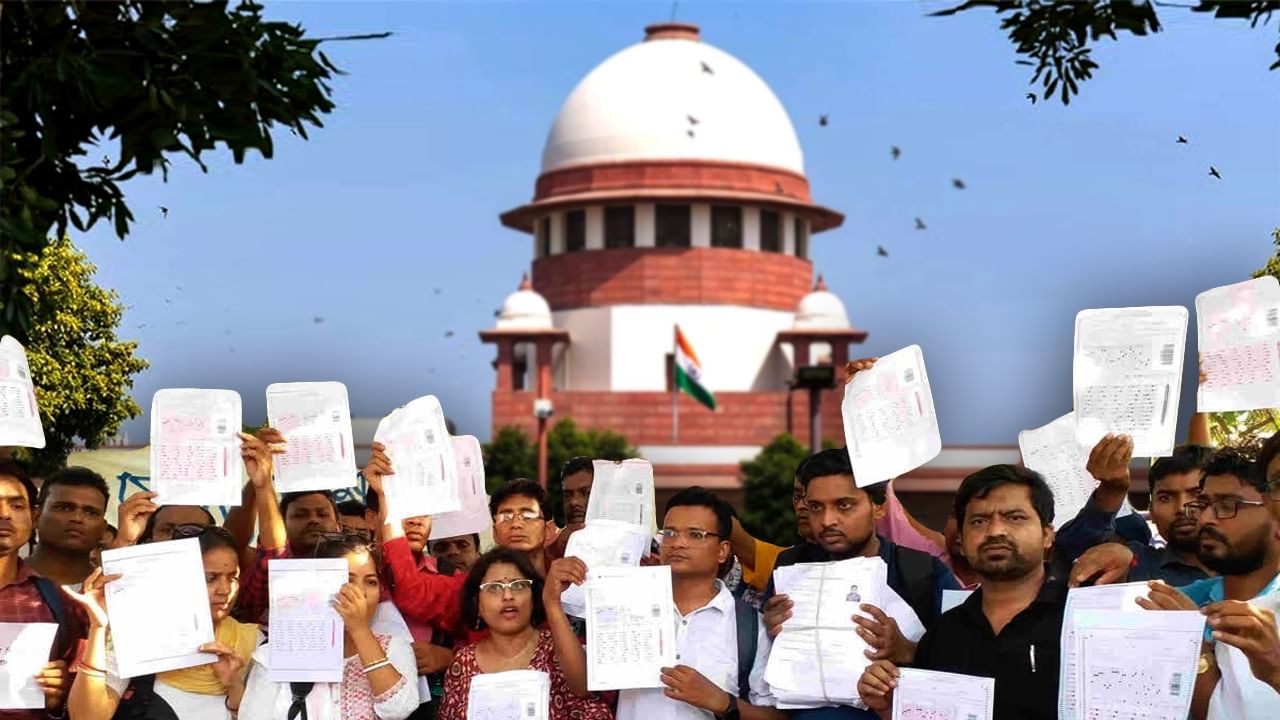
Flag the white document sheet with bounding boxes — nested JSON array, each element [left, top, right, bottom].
[[0, 622, 57, 709], [267, 558, 347, 682], [842, 345, 942, 487], [560, 520, 653, 618], [1019, 412, 1135, 527], [467, 669, 550, 720], [1073, 610, 1202, 720], [766, 557, 924, 708], [585, 459, 656, 532], [584, 565, 676, 691], [266, 382, 357, 492], [1057, 582, 1151, 720], [149, 389, 242, 507], [1073, 307, 1188, 457], [429, 435, 491, 540], [1196, 276, 1280, 412], [101, 538, 216, 678], [892, 667, 995, 720], [373, 396, 460, 521], [0, 336, 45, 449], [940, 589, 974, 615]]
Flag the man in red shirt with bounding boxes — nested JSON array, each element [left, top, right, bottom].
[[0, 460, 86, 718]]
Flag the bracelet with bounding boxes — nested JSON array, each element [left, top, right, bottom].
[[361, 656, 389, 671], [361, 659, 392, 675]]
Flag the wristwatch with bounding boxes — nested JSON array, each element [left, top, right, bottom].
[[1197, 648, 1217, 675], [715, 694, 741, 720]]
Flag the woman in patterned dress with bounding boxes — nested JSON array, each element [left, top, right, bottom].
[[239, 536, 419, 720], [437, 548, 613, 720]]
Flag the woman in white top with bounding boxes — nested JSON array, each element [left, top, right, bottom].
[[66, 524, 260, 719], [238, 534, 418, 720]]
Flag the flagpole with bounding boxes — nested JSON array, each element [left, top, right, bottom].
[[672, 325, 679, 443]]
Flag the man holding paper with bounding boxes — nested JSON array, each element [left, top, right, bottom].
[[546, 487, 782, 720], [858, 465, 1064, 720], [0, 460, 82, 717], [1137, 448, 1280, 719]]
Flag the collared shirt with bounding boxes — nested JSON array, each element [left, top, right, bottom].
[[1053, 492, 1153, 566], [1123, 541, 1207, 585], [0, 560, 89, 720], [232, 545, 290, 626], [616, 580, 774, 720], [1178, 571, 1280, 720], [911, 569, 1067, 720]]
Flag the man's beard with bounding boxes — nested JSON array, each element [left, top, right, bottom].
[[970, 539, 1038, 581], [1199, 526, 1269, 576]]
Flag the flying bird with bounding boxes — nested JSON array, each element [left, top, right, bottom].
[[819, 114, 829, 127], [1209, 166, 1222, 179], [952, 178, 966, 190], [444, 331, 455, 338], [700, 61, 714, 75], [687, 114, 699, 125], [159, 206, 168, 218], [877, 246, 889, 258], [1176, 135, 1188, 144], [433, 288, 442, 295], [313, 316, 324, 324], [890, 146, 901, 160], [915, 218, 926, 231], [1026, 93, 1037, 105]]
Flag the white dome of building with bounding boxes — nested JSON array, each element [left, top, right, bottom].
[[541, 23, 804, 175], [496, 274, 553, 330], [793, 275, 851, 330]]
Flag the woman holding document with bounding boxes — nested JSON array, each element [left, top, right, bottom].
[[65, 524, 259, 719], [436, 547, 613, 720], [238, 534, 419, 720]]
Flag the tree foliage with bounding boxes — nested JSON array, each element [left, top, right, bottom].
[[482, 419, 636, 524], [8, 238, 149, 475], [1253, 228, 1280, 283], [0, 0, 361, 336], [738, 434, 813, 547], [933, 1, 1280, 105]]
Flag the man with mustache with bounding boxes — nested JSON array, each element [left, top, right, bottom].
[[1062, 441, 1213, 586], [28, 467, 110, 588], [858, 464, 1062, 720], [763, 449, 960, 719], [1138, 447, 1280, 719], [548, 456, 593, 560]]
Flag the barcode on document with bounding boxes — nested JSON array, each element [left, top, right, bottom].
[[1267, 307, 1279, 328], [966, 715, 978, 720], [216, 418, 228, 434], [525, 702, 536, 717], [1170, 672, 1182, 696], [903, 367, 915, 383], [1160, 344, 1175, 366]]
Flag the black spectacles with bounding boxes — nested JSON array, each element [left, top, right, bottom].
[[339, 525, 375, 543], [172, 524, 236, 541], [659, 528, 722, 542], [313, 530, 377, 557], [1183, 498, 1268, 520]]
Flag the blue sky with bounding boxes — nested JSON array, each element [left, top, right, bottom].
[[76, 1, 1280, 445]]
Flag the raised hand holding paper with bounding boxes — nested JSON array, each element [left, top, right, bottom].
[[584, 565, 676, 691], [267, 558, 347, 682], [0, 335, 45, 449], [1073, 306, 1187, 457], [841, 346, 941, 487], [373, 395, 460, 520], [1196, 275, 1280, 412], [1020, 412, 1135, 525], [149, 389, 242, 507], [266, 381, 357, 492]]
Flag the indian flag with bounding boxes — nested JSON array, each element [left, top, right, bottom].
[[675, 326, 716, 411]]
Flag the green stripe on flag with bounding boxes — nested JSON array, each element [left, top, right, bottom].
[[676, 365, 717, 410]]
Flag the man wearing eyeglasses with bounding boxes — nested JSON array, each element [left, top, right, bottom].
[[1138, 447, 1280, 719], [28, 467, 110, 590], [489, 478, 553, 577]]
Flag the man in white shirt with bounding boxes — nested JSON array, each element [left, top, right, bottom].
[[545, 486, 783, 720]]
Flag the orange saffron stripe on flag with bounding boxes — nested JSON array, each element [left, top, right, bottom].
[[675, 327, 702, 366]]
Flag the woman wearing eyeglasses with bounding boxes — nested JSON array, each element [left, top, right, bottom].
[[237, 536, 419, 720], [435, 548, 613, 720], [65, 525, 259, 719]]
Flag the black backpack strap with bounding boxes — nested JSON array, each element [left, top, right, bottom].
[[733, 596, 758, 701], [113, 674, 179, 720], [32, 577, 68, 661], [893, 544, 938, 628]]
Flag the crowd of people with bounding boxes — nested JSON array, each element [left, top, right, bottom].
[[1, 360, 1279, 720]]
